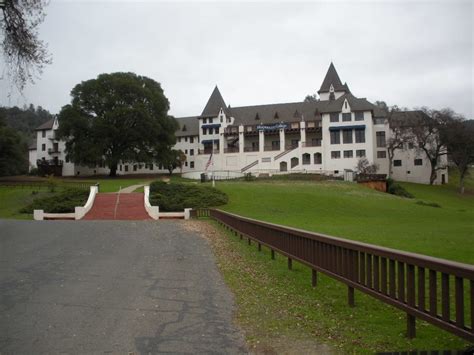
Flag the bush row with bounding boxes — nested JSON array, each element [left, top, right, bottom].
[[20, 188, 89, 213], [149, 181, 228, 212]]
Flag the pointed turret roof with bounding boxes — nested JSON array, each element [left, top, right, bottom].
[[318, 62, 348, 94], [201, 86, 227, 117]]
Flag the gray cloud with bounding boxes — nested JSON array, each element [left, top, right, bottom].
[[1, 1, 472, 118]]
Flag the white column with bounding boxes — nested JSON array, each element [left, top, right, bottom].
[[300, 121, 306, 146], [239, 125, 244, 154], [219, 127, 224, 155], [279, 128, 285, 151], [259, 130, 264, 152]]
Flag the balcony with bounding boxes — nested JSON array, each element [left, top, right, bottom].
[[224, 147, 239, 154], [244, 146, 259, 152], [48, 132, 59, 141], [264, 145, 280, 151], [302, 141, 322, 148], [198, 149, 219, 155], [48, 148, 61, 154], [37, 159, 63, 166]]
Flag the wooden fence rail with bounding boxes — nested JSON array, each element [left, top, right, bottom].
[[205, 208, 474, 342]]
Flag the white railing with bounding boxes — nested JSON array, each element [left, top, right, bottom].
[[144, 185, 159, 220], [34, 185, 99, 220], [144, 185, 191, 220]]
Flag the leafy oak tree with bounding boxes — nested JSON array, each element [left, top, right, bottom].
[[57, 72, 178, 176]]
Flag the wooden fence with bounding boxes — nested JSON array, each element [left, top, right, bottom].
[[200, 208, 474, 342]]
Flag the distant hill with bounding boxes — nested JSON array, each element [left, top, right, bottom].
[[0, 104, 54, 139]]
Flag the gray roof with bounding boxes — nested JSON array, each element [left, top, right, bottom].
[[389, 110, 430, 127], [201, 86, 227, 117], [229, 101, 323, 126], [175, 116, 199, 137], [228, 93, 386, 126], [35, 118, 54, 131], [318, 63, 348, 94]]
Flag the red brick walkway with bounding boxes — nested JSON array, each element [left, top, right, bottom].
[[83, 193, 151, 220]]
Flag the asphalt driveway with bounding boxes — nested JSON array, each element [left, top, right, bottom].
[[0, 220, 246, 354]]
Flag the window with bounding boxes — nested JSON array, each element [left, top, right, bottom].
[[342, 113, 351, 122], [149, 164, 153, 170], [42, 144, 46, 151], [178, 137, 181, 143], [343, 129, 353, 144], [202, 128, 207, 135], [185, 162, 188, 167], [185, 137, 188, 142], [408, 142, 414, 149], [214, 127, 219, 134], [119, 164, 122, 171], [302, 153, 311, 165], [42, 130, 46, 138], [66, 156, 70, 163], [133, 165, 137, 171], [343, 150, 353, 158], [354, 129, 365, 143], [414, 159, 423, 166], [311, 138, 322, 146], [377, 151, 387, 158], [393, 160, 402, 167], [190, 137, 194, 143], [314, 153, 322, 164], [355, 112, 364, 121], [356, 149, 366, 157], [330, 113, 339, 122], [190, 162, 194, 169], [331, 151, 341, 159], [376, 131, 386, 147], [330, 130, 340, 144], [220, 117, 223, 123], [271, 140, 280, 150], [125, 165, 129, 172], [375, 118, 386, 125], [203, 118, 207, 124], [190, 149, 194, 156], [185, 149, 188, 154]]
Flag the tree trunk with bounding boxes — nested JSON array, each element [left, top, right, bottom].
[[109, 162, 118, 177], [429, 167, 437, 185], [459, 174, 465, 194]]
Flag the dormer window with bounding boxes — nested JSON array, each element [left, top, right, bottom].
[[182, 125, 187, 131], [344, 100, 348, 109], [274, 112, 279, 119], [329, 84, 334, 92], [294, 110, 300, 118], [255, 113, 260, 120]]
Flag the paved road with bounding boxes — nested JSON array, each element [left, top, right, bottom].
[[0, 220, 246, 354]]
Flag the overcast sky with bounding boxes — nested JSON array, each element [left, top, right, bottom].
[[0, 0, 473, 118]]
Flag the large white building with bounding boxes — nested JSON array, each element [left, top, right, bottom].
[[29, 63, 448, 184]]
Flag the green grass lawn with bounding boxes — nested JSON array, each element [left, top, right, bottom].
[[205, 174, 473, 352], [0, 187, 56, 219], [215, 179, 474, 264]]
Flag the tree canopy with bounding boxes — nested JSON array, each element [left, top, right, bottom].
[[0, 114, 28, 176], [0, 0, 51, 90], [57, 72, 179, 176]]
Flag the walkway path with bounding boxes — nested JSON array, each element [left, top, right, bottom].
[[83, 192, 151, 220], [118, 184, 145, 193], [0, 220, 246, 353]]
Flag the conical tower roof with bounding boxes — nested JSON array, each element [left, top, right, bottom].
[[318, 62, 347, 93], [201, 86, 227, 117]]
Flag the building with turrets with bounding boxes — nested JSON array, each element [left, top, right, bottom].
[[28, 63, 448, 184]]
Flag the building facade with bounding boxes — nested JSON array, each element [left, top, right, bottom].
[[28, 63, 447, 184]]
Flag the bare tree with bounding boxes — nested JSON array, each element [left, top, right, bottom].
[[410, 108, 450, 185], [0, 0, 51, 91], [355, 157, 378, 174], [442, 118, 474, 194]]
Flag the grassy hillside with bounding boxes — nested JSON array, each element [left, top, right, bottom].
[[216, 179, 474, 264]]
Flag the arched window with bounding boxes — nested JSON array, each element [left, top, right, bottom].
[[302, 153, 311, 165], [314, 153, 322, 164]]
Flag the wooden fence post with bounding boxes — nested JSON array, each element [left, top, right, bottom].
[[348, 286, 355, 307], [312, 269, 318, 287]]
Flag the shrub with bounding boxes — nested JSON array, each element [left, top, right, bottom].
[[20, 188, 89, 213], [149, 181, 228, 211], [386, 178, 414, 198], [416, 200, 441, 208]]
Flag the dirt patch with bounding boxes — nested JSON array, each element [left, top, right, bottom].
[[182, 220, 334, 355]]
